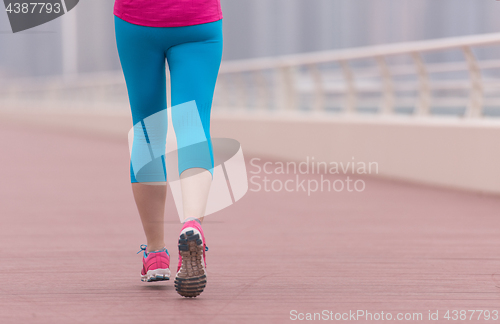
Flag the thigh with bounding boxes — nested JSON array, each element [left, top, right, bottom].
[[166, 19, 223, 111], [115, 15, 168, 125]]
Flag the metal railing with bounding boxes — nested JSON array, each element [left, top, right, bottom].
[[215, 32, 500, 118], [2, 32, 500, 118]]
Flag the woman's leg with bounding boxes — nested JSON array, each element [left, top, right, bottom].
[[132, 183, 166, 251], [180, 168, 212, 224], [162, 19, 222, 297], [166, 20, 223, 223], [115, 16, 169, 252]]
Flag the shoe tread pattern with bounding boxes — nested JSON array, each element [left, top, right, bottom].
[[175, 229, 206, 298]]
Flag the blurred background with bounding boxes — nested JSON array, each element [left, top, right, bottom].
[[1, 0, 500, 78], [2, 0, 500, 194]]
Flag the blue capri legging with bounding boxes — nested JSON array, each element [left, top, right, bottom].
[[114, 15, 223, 183]]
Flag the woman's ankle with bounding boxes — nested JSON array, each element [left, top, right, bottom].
[[184, 217, 202, 225], [146, 243, 166, 253]]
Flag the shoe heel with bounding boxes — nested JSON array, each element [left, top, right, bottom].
[[175, 229, 206, 298]]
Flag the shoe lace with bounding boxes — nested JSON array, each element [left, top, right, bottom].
[[137, 244, 147, 255], [137, 244, 169, 256]]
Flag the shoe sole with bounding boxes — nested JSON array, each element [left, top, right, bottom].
[[175, 228, 206, 298], [141, 268, 171, 282]]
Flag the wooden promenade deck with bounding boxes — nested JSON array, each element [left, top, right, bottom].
[[1, 115, 500, 323]]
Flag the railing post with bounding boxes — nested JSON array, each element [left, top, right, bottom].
[[235, 72, 247, 110], [462, 46, 483, 118], [411, 52, 431, 116], [275, 65, 296, 111], [375, 56, 394, 115], [253, 70, 269, 111], [340, 60, 356, 114], [308, 63, 324, 112]]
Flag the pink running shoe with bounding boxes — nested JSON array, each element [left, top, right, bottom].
[[175, 220, 208, 297], [137, 244, 171, 282]]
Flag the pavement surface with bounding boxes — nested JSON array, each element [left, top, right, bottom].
[[1, 114, 500, 323]]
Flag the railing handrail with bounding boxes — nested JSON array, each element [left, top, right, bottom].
[[219, 32, 500, 73]]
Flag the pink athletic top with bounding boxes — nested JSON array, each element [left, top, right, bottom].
[[114, 0, 223, 27]]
